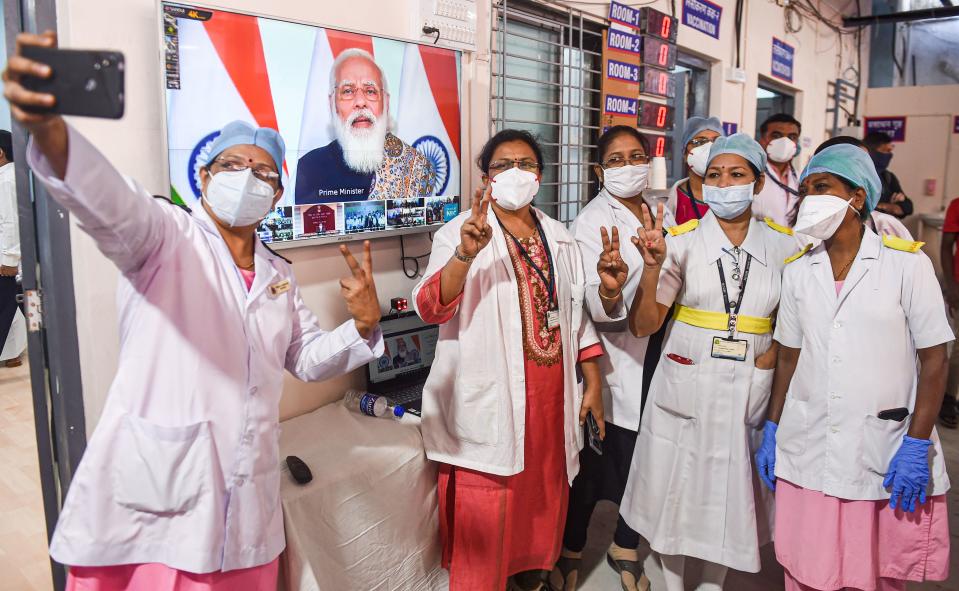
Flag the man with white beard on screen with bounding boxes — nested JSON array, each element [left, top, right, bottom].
[[295, 48, 436, 203]]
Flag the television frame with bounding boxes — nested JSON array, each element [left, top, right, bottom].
[[155, 0, 465, 250]]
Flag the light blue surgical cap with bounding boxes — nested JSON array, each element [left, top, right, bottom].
[[205, 120, 286, 171], [682, 116, 723, 150], [706, 133, 767, 175], [800, 144, 882, 213]]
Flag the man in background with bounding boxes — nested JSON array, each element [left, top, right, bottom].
[[752, 113, 801, 227], [864, 131, 913, 220], [0, 130, 22, 367], [939, 196, 959, 428], [295, 49, 435, 204]]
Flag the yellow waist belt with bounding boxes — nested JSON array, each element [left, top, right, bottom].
[[673, 305, 773, 335]]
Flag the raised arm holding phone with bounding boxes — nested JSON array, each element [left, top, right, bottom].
[[4, 32, 385, 589]]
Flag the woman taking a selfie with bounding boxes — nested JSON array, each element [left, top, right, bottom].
[[413, 129, 615, 591], [4, 32, 384, 591]]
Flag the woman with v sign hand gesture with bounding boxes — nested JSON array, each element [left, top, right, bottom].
[[620, 134, 800, 591], [558, 126, 661, 591], [4, 32, 385, 591], [412, 129, 610, 591]]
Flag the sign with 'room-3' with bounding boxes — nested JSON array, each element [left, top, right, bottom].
[[601, 29, 642, 129]]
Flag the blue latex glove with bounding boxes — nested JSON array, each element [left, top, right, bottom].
[[883, 435, 932, 513], [755, 420, 778, 492]]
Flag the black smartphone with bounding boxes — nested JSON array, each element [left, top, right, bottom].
[[586, 412, 603, 455], [20, 46, 125, 119], [877, 407, 909, 422]]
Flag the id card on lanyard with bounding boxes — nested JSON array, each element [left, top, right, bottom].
[[710, 253, 752, 362], [500, 216, 560, 330]]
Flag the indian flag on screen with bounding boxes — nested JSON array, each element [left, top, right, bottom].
[[166, 8, 462, 208]]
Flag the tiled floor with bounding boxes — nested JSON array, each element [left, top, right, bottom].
[[2, 357, 958, 591], [577, 426, 959, 590], [0, 362, 52, 591]]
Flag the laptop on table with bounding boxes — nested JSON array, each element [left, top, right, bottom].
[[365, 312, 439, 416]]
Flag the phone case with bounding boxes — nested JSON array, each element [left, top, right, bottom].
[[21, 46, 125, 119], [586, 413, 603, 455]]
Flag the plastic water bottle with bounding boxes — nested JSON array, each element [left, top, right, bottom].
[[343, 390, 406, 419]]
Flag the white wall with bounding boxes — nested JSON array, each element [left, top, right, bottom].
[[56, 0, 855, 432], [862, 84, 959, 272]]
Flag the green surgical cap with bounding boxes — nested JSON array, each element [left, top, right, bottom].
[[707, 133, 767, 174], [800, 144, 881, 213]]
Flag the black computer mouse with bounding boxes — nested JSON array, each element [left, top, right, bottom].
[[286, 455, 313, 485]]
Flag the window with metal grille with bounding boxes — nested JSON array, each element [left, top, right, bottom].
[[490, 0, 605, 224]]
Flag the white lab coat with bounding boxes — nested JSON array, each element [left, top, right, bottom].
[[412, 207, 605, 483], [774, 229, 953, 500], [620, 212, 798, 573], [29, 126, 383, 573], [570, 190, 649, 430], [868, 210, 912, 239], [0, 162, 20, 268], [752, 165, 799, 228]]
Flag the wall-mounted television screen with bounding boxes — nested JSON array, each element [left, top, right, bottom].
[[161, 2, 463, 246]]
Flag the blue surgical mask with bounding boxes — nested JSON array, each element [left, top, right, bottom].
[[702, 182, 755, 219]]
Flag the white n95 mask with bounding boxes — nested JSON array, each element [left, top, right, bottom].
[[603, 164, 649, 198], [702, 182, 755, 220], [766, 137, 797, 163], [491, 167, 540, 211], [793, 194, 856, 240], [686, 142, 712, 177], [204, 169, 276, 228]]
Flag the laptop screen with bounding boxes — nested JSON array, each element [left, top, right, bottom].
[[368, 312, 439, 385]]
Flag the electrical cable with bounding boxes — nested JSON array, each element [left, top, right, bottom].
[[734, 0, 744, 68], [399, 233, 433, 279]]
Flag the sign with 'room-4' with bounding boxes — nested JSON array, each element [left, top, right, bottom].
[[605, 94, 638, 117], [771, 37, 794, 83]]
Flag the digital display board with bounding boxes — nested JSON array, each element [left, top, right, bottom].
[[642, 7, 679, 42], [649, 134, 673, 158], [642, 36, 678, 70], [640, 66, 676, 98], [638, 101, 675, 130], [162, 2, 463, 246]]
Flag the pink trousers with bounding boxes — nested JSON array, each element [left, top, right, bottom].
[[784, 569, 905, 591], [66, 558, 279, 591]]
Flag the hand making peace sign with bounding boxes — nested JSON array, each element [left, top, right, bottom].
[[458, 185, 493, 258], [597, 226, 629, 296], [339, 241, 381, 339], [631, 203, 667, 268]]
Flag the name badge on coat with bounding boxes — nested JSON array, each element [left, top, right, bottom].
[[269, 279, 291, 297]]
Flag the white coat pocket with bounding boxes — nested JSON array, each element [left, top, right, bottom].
[[653, 354, 698, 420], [112, 414, 213, 515], [776, 398, 807, 456], [745, 367, 775, 427], [862, 414, 910, 476], [453, 382, 501, 445]]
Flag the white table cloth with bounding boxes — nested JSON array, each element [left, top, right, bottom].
[[278, 403, 447, 591]]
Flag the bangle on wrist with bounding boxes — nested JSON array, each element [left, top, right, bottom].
[[599, 287, 622, 301], [453, 246, 476, 264]]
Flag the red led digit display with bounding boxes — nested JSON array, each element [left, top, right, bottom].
[[640, 66, 676, 98], [642, 7, 679, 42], [638, 100, 675, 130], [642, 37, 678, 70], [648, 135, 673, 158]]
